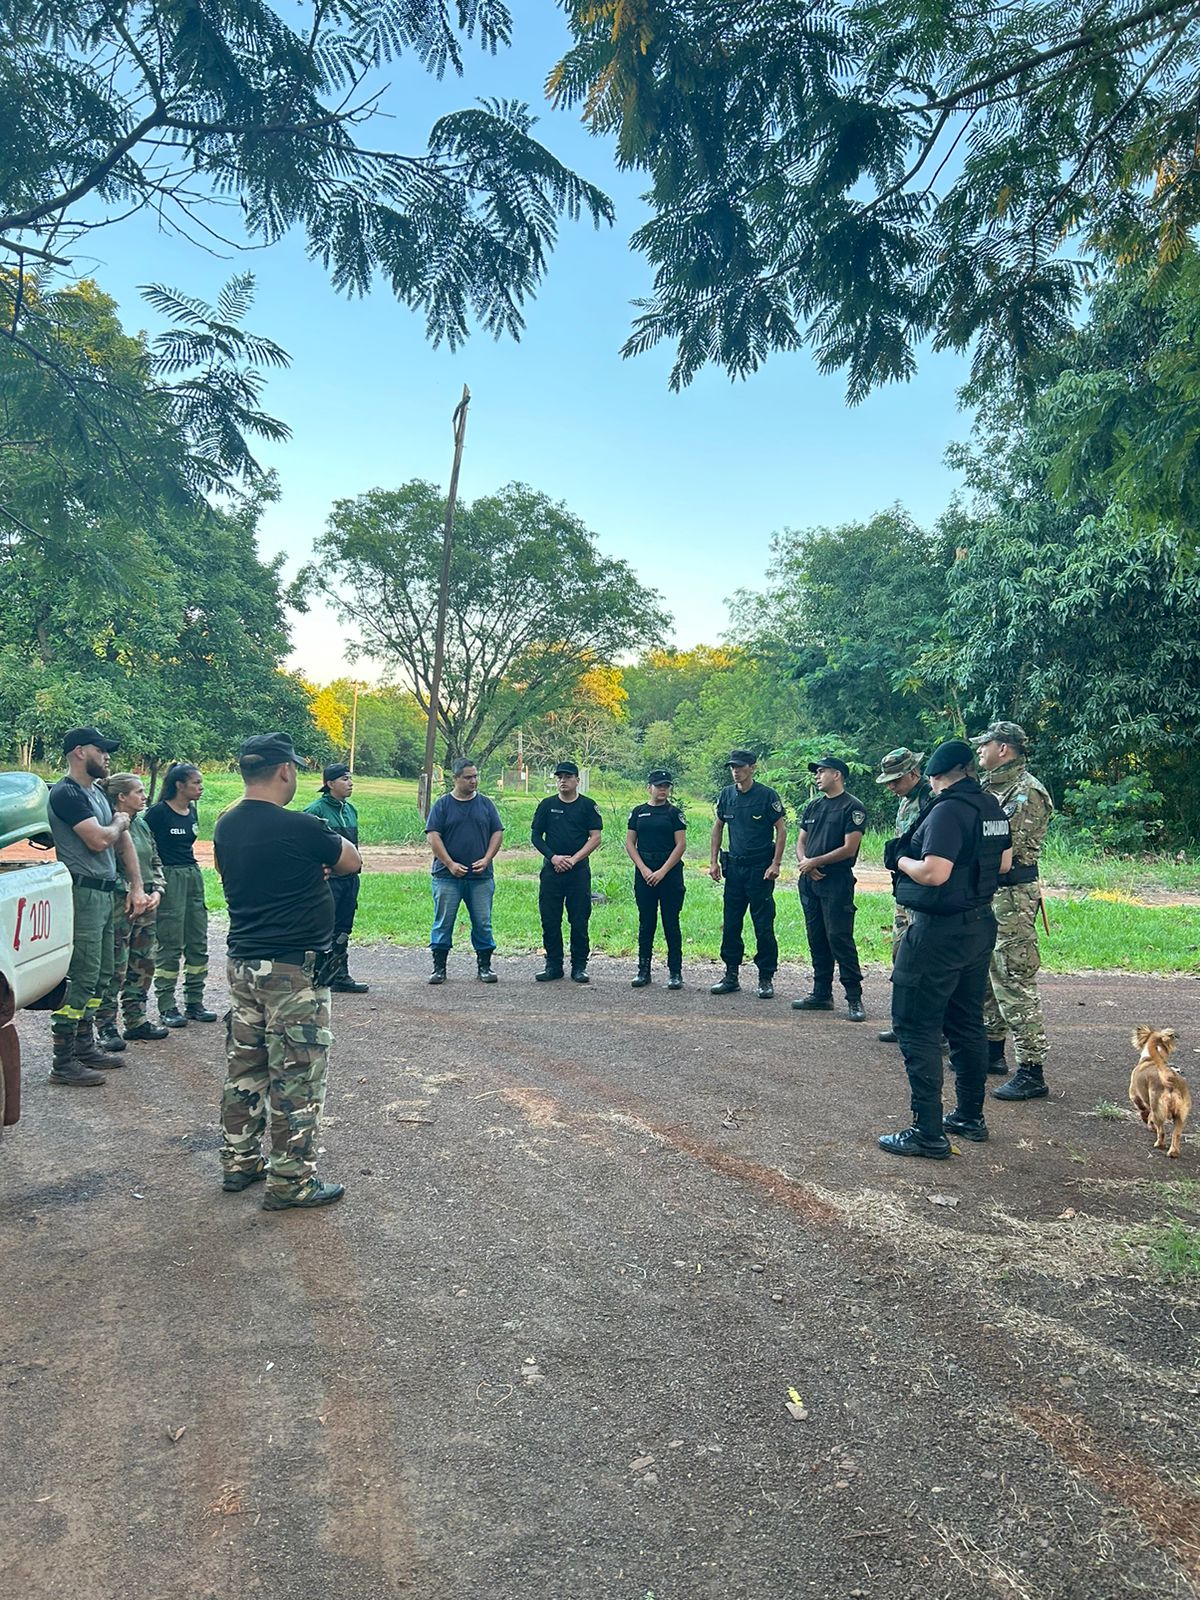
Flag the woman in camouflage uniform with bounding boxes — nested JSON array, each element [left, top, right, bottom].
[[96, 775, 168, 1048]]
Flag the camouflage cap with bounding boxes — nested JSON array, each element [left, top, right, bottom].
[[972, 720, 1027, 752], [874, 747, 925, 785]]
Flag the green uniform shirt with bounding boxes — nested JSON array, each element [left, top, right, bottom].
[[304, 792, 359, 843]]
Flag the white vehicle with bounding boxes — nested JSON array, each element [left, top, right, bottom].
[[1, 773, 74, 1130]]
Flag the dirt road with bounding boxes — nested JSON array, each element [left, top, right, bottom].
[[2, 946, 1198, 1599]]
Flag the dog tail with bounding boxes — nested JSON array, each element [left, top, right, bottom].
[[1132, 1025, 1153, 1049]]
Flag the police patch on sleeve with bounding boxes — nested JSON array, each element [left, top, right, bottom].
[[771, 798, 784, 814], [850, 809, 867, 828]]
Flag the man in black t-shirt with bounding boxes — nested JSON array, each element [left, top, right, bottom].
[[878, 740, 1012, 1160], [212, 732, 361, 1211], [531, 761, 603, 983], [709, 749, 787, 998], [792, 756, 867, 1020]]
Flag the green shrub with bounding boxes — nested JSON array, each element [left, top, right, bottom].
[[1058, 775, 1165, 855]]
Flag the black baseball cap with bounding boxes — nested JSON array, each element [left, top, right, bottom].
[[554, 761, 580, 776], [322, 762, 351, 786], [808, 755, 849, 779], [647, 769, 673, 785], [727, 748, 757, 766], [62, 726, 119, 755], [925, 739, 975, 776], [239, 732, 302, 767]]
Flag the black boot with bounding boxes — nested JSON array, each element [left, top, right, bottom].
[[123, 1018, 169, 1041], [944, 1109, 990, 1142], [535, 962, 564, 983], [329, 935, 369, 993], [631, 960, 652, 988], [877, 1027, 898, 1043], [986, 1038, 1009, 1075], [992, 1063, 1049, 1101], [428, 949, 449, 985], [160, 1007, 188, 1029], [75, 1019, 118, 1069], [667, 969, 683, 990], [756, 974, 775, 999], [48, 1033, 105, 1087], [878, 1125, 951, 1160], [710, 968, 740, 995], [185, 1001, 219, 1022], [791, 992, 833, 1012], [97, 1019, 126, 1052], [477, 952, 498, 984], [846, 997, 866, 1022], [570, 964, 590, 984]]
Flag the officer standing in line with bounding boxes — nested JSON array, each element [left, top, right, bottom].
[[305, 763, 369, 994], [792, 756, 868, 1020], [46, 728, 150, 1086], [973, 721, 1055, 1102], [879, 739, 1011, 1159], [146, 763, 217, 1027], [531, 761, 603, 984], [709, 749, 786, 999], [213, 732, 361, 1210], [874, 748, 933, 1043], [626, 769, 688, 989], [96, 773, 168, 1049]]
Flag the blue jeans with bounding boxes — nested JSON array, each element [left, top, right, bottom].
[[431, 874, 496, 954]]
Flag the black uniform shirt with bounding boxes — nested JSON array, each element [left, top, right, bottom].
[[627, 802, 687, 860], [214, 799, 344, 956], [531, 794, 603, 860], [716, 781, 785, 856], [145, 800, 199, 867], [903, 780, 1011, 913], [799, 791, 867, 891]]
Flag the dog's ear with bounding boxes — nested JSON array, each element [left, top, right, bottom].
[[1132, 1025, 1152, 1048], [1157, 1029, 1177, 1051]]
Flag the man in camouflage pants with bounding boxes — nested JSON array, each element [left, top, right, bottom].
[[875, 748, 933, 1043], [212, 733, 362, 1210], [974, 721, 1054, 1102]]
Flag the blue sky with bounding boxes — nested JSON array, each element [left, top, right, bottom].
[[74, 5, 972, 683]]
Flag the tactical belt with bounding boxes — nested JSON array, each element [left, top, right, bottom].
[[70, 873, 121, 893], [911, 907, 994, 924], [230, 948, 320, 967]]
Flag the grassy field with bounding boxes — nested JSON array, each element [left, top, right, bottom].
[[191, 771, 1200, 898], [201, 858, 1200, 974]]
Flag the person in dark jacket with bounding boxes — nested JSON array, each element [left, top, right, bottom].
[[879, 739, 1012, 1160], [305, 764, 368, 993]]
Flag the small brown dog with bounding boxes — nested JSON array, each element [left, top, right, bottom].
[[1129, 1027, 1190, 1159]]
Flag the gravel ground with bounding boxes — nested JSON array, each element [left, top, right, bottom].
[[2, 942, 1198, 1600]]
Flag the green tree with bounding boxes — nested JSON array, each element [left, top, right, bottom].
[[299, 480, 668, 764], [2, 1, 611, 352], [551, 0, 1200, 398], [728, 509, 957, 763]]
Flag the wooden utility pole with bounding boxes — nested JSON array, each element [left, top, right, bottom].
[[348, 679, 360, 770], [419, 385, 470, 818]]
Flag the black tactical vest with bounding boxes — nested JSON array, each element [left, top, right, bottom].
[[894, 782, 1010, 916]]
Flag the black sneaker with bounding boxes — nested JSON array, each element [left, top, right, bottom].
[[123, 1020, 170, 1041], [262, 1179, 346, 1211], [160, 1009, 188, 1029], [791, 993, 833, 1012], [944, 1110, 989, 1142], [992, 1067, 1049, 1101], [222, 1166, 267, 1192], [847, 998, 866, 1022], [756, 977, 775, 999], [878, 1126, 952, 1160], [185, 1004, 218, 1022]]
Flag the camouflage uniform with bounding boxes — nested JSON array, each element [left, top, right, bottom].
[[220, 956, 333, 1199], [875, 749, 933, 956], [97, 811, 164, 1031], [979, 756, 1054, 1065]]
